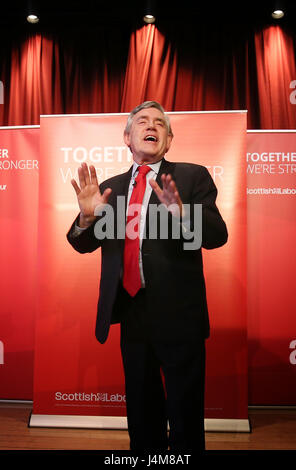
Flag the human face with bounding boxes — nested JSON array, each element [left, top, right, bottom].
[[124, 107, 173, 164]]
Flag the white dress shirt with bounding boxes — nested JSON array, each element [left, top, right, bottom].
[[127, 161, 161, 287]]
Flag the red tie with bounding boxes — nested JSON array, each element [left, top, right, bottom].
[[123, 165, 151, 297]]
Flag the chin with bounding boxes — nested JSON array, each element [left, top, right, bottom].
[[142, 155, 162, 163]]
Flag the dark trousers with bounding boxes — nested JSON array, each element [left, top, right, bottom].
[[120, 288, 206, 452]]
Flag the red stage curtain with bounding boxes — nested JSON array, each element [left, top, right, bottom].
[[254, 26, 296, 128], [0, 29, 127, 126], [0, 24, 296, 128], [121, 25, 177, 112]]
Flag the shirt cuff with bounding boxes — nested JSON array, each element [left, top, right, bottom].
[[72, 221, 88, 237]]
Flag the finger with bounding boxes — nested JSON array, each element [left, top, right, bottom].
[[161, 173, 171, 191], [164, 175, 177, 197], [162, 177, 177, 200], [163, 176, 179, 199], [163, 178, 183, 211], [149, 178, 164, 199], [71, 179, 81, 196], [101, 187, 112, 204], [168, 179, 179, 198], [78, 166, 86, 189], [89, 165, 99, 187], [168, 183, 183, 214], [82, 162, 91, 186]]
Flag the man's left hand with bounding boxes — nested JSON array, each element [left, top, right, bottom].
[[149, 173, 184, 218]]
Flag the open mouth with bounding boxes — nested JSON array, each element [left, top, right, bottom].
[[144, 135, 157, 142]]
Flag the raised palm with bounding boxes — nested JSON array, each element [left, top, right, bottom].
[[71, 163, 111, 226]]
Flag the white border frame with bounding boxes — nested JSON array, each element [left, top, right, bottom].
[[0, 125, 40, 129], [39, 110, 247, 119], [247, 129, 296, 133]]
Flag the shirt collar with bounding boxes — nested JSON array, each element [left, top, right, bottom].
[[132, 159, 162, 177]]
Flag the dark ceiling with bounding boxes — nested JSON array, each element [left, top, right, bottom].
[[0, 0, 295, 31]]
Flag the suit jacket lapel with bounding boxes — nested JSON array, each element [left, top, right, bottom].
[[115, 165, 133, 255], [113, 165, 133, 209]]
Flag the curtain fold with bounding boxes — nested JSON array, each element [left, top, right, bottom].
[[0, 24, 295, 128], [120, 25, 178, 112], [254, 26, 296, 128]]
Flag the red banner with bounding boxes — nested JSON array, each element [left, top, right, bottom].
[[29, 111, 248, 431], [2, 124, 295, 414], [0, 126, 39, 400], [247, 130, 296, 405]]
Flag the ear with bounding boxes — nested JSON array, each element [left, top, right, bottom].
[[124, 131, 131, 148]]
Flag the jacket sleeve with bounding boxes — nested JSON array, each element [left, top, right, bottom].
[[66, 178, 113, 254], [189, 166, 228, 250], [66, 213, 102, 254]]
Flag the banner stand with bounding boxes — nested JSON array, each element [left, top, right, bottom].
[[247, 130, 296, 406], [28, 414, 127, 430], [0, 125, 39, 402], [30, 112, 248, 434], [29, 415, 250, 432]]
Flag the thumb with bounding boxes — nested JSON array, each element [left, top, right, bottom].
[[101, 187, 112, 204]]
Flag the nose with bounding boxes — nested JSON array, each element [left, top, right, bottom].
[[146, 120, 156, 130]]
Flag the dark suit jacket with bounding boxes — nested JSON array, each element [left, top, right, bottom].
[[67, 158, 228, 344]]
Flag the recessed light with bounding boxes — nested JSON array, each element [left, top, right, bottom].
[[271, 9, 285, 19], [27, 14, 40, 24], [143, 14, 155, 24]]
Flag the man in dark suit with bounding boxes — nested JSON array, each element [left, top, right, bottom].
[[67, 101, 228, 452]]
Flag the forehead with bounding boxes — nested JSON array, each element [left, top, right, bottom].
[[133, 107, 165, 122]]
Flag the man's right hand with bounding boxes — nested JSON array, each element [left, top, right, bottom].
[[71, 162, 112, 228]]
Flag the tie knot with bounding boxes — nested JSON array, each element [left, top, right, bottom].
[[137, 165, 151, 177]]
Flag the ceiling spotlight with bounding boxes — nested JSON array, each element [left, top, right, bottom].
[[143, 14, 155, 24], [271, 9, 285, 19], [27, 14, 40, 24]]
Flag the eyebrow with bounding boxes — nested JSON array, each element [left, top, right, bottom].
[[136, 114, 165, 124]]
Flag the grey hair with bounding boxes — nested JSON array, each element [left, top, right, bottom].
[[124, 101, 173, 137]]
